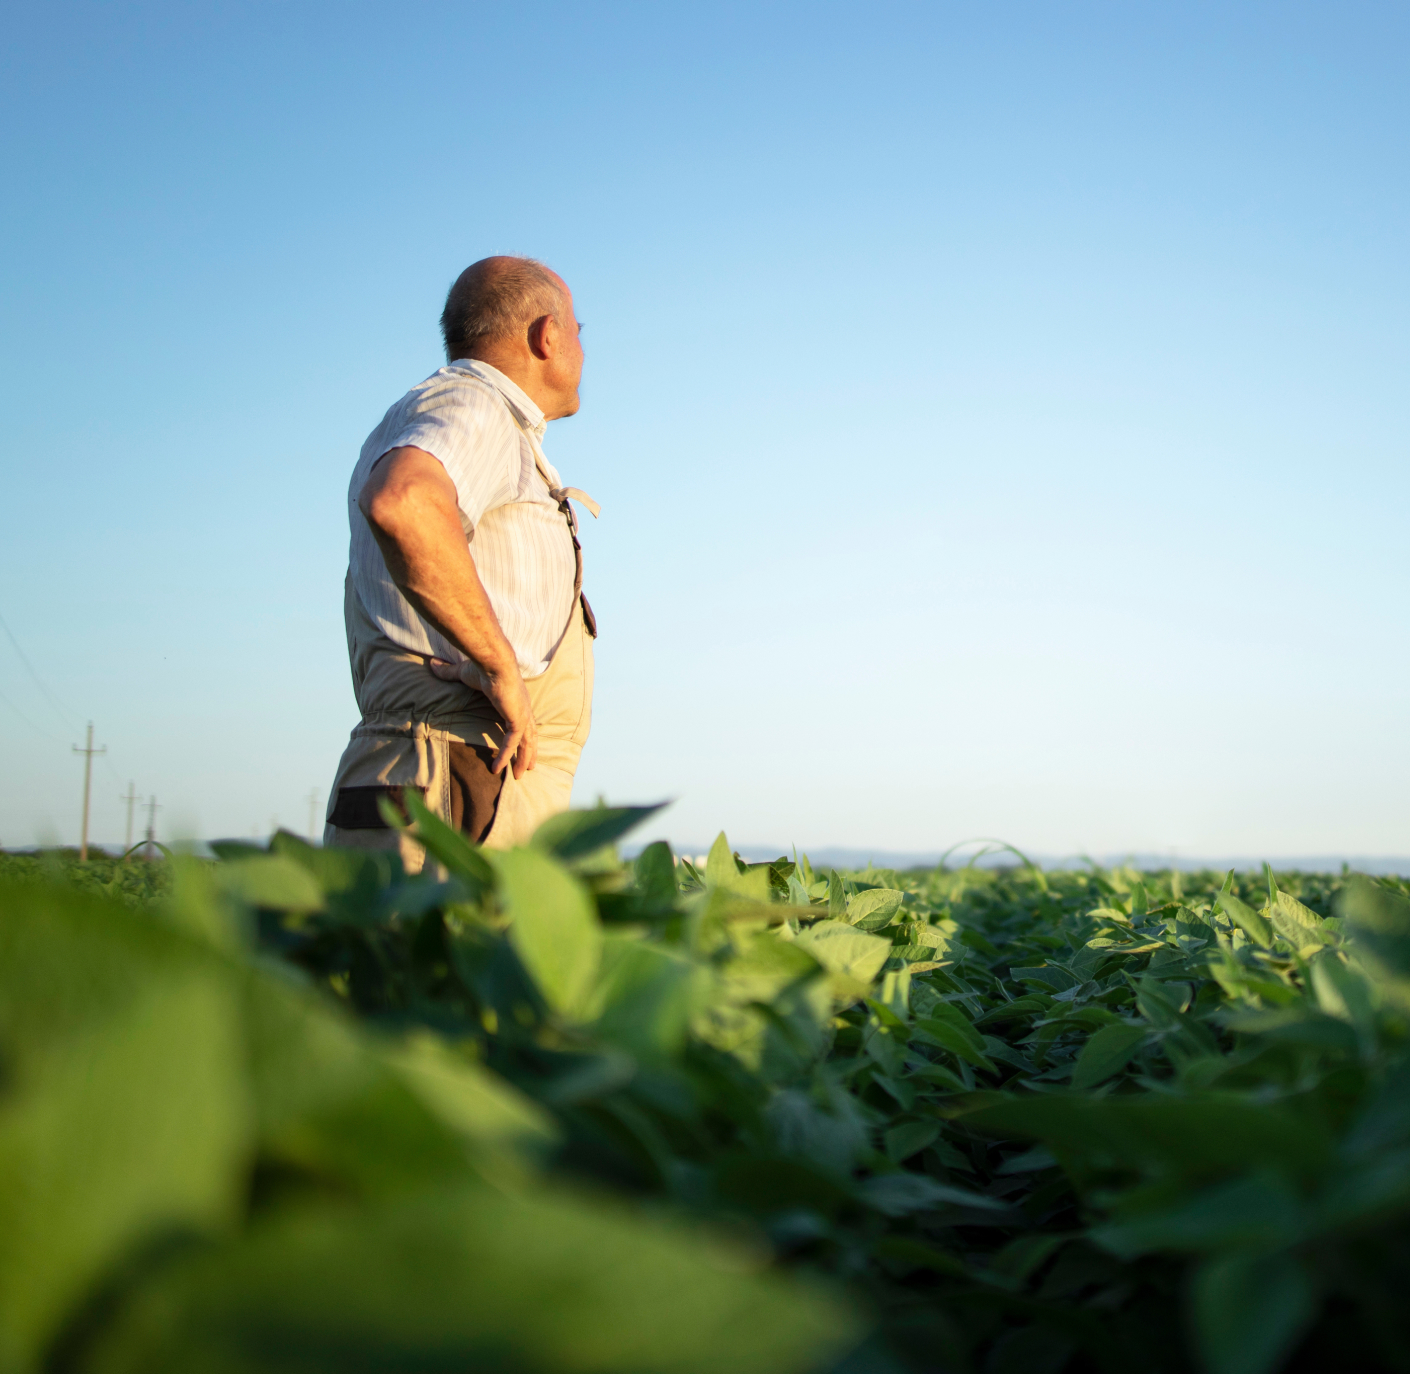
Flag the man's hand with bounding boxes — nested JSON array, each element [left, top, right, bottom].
[[360, 445, 539, 777], [429, 658, 539, 778]]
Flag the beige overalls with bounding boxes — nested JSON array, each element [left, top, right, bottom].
[[324, 457, 595, 869]]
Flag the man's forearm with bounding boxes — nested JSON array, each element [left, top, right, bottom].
[[360, 447, 518, 679], [371, 527, 517, 676]]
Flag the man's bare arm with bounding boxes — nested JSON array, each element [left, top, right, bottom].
[[358, 446, 537, 778]]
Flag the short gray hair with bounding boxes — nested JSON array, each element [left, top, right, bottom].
[[440, 257, 566, 360]]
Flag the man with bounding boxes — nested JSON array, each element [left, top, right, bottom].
[[323, 257, 597, 862]]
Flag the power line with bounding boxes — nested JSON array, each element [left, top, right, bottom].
[[0, 606, 78, 732], [0, 680, 56, 740], [0, 605, 129, 791], [98, 746, 126, 789]]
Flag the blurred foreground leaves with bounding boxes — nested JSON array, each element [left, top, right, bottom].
[[0, 845, 851, 1374]]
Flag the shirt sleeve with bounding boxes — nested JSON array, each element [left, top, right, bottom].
[[384, 375, 517, 531]]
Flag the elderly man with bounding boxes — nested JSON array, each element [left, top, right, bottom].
[[324, 257, 597, 860]]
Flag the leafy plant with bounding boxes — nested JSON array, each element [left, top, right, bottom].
[[0, 839, 855, 1374], [4, 822, 1409, 1374]]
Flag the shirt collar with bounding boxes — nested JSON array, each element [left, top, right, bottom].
[[448, 358, 546, 439]]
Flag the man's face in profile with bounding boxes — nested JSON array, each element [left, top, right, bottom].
[[547, 275, 584, 418]]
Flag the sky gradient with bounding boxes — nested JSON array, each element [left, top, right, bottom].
[[1, 1, 1407, 860]]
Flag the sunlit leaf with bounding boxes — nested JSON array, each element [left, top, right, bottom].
[[845, 888, 904, 927], [532, 803, 668, 861], [488, 848, 602, 1016], [795, 921, 890, 986], [1217, 889, 1273, 948]]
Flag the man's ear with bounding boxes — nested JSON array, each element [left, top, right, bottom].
[[526, 314, 553, 360]]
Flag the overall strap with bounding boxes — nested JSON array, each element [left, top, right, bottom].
[[504, 405, 600, 637], [529, 450, 599, 637]]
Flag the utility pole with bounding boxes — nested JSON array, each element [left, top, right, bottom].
[[71, 722, 106, 861], [120, 782, 139, 852], [307, 789, 319, 841], [144, 796, 161, 860]]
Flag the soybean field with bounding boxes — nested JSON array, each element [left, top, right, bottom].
[[1, 805, 1408, 1374]]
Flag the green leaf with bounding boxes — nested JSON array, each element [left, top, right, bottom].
[[488, 849, 602, 1016], [987, 1232, 1068, 1284], [961, 1094, 1332, 1187], [857, 1173, 1005, 1216], [531, 803, 667, 861], [865, 996, 907, 1033], [766, 1088, 868, 1179], [381, 1032, 558, 1159], [1222, 1007, 1359, 1053], [976, 996, 1050, 1025], [588, 937, 705, 1060], [794, 921, 890, 986], [216, 854, 326, 913], [845, 888, 904, 927], [914, 1002, 995, 1071], [270, 829, 398, 894], [705, 831, 739, 887], [208, 839, 267, 860], [1191, 1250, 1315, 1374], [884, 1121, 940, 1162], [1273, 890, 1324, 930], [1341, 876, 1410, 1003], [1093, 1174, 1303, 1257], [1010, 964, 1082, 993], [995, 1145, 1056, 1174], [1217, 889, 1273, 948], [83, 1186, 860, 1374], [1309, 953, 1375, 1035], [401, 791, 493, 894], [1268, 891, 1330, 954], [784, 872, 811, 908], [241, 976, 485, 1195], [165, 857, 249, 951], [915, 1018, 994, 1072], [1134, 976, 1188, 1029], [702, 832, 770, 900], [633, 840, 677, 904], [0, 882, 249, 1370], [1071, 1022, 1147, 1089], [828, 869, 846, 919]]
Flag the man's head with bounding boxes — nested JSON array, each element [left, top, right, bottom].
[[440, 257, 584, 421]]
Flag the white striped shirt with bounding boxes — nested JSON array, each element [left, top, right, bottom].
[[347, 360, 578, 682]]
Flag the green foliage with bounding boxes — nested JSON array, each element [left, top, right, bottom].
[[0, 849, 169, 908], [0, 845, 855, 1374], [7, 832, 1410, 1374]]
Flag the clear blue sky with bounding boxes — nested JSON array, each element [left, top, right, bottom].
[[2, 1, 1407, 859]]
